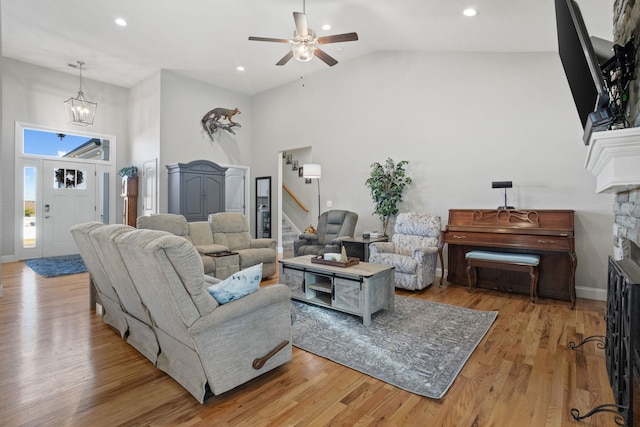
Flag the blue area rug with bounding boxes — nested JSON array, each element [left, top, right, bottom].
[[291, 296, 498, 399], [24, 254, 87, 277]]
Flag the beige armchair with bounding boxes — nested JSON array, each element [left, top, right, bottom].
[[294, 210, 358, 256], [209, 212, 277, 278], [368, 212, 441, 290]]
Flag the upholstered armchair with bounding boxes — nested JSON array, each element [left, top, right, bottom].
[[294, 210, 358, 256], [209, 212, 277, 278], [368, 212, 441, 290]]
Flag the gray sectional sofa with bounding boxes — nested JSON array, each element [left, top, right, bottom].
[[70, 222, 292, 403], [137, 213, 277, 279]]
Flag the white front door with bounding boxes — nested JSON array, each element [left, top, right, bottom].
[[42, 160, 97, 257]]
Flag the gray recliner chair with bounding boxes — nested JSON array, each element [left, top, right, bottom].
[[294, 210, 358, 256]]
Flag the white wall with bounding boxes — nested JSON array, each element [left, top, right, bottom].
[[252, 51, 614, 296], [128, 71, 161, 217], [1, 51, 616, 298], [1, 58, 129, 259], [157, 70, 252, 214]]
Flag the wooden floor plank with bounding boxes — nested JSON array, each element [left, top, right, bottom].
[[0, 260, 615, 426]]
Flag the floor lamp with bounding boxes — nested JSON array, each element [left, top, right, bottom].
[[303, 164, 322, 218]]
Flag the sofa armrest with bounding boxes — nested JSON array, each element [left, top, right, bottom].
[[190, 284, 291, 332], [194, 244, 230, 255], [297, 233, 318, 242], [369, 242, 395, 255], [250, 238, 277, 250], [328, 236, 352, 245], [412, 246, 439, 261]]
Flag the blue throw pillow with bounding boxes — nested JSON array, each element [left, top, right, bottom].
[[207, 263, 262, 304]]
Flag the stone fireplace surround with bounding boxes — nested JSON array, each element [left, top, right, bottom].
[[585, 127, 640, 261], [592, 0, 640, 261]]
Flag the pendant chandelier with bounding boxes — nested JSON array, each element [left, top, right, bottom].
[[63, 60, 97, 127]]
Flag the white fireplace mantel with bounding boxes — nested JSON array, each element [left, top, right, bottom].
[[585, 126, 640, 194]]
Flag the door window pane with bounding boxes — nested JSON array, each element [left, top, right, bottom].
[[23, 167, 36, 248], [23, 128, 110, 161], [53, 168, 87, 189]]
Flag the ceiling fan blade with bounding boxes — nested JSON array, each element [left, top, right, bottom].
[[293, 12, 308, 37], [276, 51, 294, 66], [249, 36, 290, 43], [317, 32, 359, 44], [314, 48, 338, 66]]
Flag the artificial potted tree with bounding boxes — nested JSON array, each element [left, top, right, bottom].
[[365, 158, 412, 236]]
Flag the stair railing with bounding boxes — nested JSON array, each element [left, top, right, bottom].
[[282, 184, 309, 213]]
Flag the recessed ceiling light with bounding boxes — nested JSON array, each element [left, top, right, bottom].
[[114, 17, 127, 26], [463, 8, 478, 17], [237, 66, 245, 71], [322, 24, 331, 31]]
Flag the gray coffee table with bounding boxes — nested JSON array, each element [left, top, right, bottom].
[[279, 255, 395, 326]]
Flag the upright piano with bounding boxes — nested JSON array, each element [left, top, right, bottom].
[[439, 209, 577, 307]]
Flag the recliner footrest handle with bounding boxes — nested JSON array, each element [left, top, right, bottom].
[[252, 340, 289, 370]]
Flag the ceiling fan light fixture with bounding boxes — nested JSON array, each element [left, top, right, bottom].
[[292, 41, 316, 62]]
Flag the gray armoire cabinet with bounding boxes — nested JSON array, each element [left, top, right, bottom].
[[166, 160, 227, 221]]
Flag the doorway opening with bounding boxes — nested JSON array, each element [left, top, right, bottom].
[[15, 122, 117, 260]]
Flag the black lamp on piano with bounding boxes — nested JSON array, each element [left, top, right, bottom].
[[492, 181, 514, 210]]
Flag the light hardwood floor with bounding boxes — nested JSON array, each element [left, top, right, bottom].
[[0, 261, 613, 426]]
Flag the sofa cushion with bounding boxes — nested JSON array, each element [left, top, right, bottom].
[[207, 263, 262, 304], [187, 221, 215, 247], [138, 214, 193, 244]]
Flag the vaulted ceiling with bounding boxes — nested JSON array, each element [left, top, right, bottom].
[[1, 0, 613, 95]]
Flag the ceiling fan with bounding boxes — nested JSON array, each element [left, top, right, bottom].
[[248, 1, 358, 67]]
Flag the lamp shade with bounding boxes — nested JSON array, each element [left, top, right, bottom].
[[302, 164, 321, 179]]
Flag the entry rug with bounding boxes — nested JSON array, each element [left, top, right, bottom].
[[291, 296, 498, 399], [24, 254, 87, 277]]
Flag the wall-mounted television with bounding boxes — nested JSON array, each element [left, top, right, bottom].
[[555, 0, 613, 145]]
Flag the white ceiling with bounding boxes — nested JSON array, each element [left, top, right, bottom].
[[1, 0, 613, 96]]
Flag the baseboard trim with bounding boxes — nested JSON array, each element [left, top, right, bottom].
[[1, 255, 18, 264], [576, 285, 607, 301], [438, 268, 607, 302]]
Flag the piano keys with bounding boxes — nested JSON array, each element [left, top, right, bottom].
[[439, 209, 577, 308]]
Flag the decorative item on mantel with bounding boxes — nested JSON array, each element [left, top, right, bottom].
[[201, 107, 241, 141], [365, 158, 412, 236]]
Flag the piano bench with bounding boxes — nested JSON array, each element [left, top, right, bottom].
[[465, 251, 540, 303]]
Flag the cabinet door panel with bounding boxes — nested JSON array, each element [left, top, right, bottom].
[[184, 173, 205, 217], [204, 174, 225, 215], [281, 266, 305, 298], [333, 277, 361, 312]]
